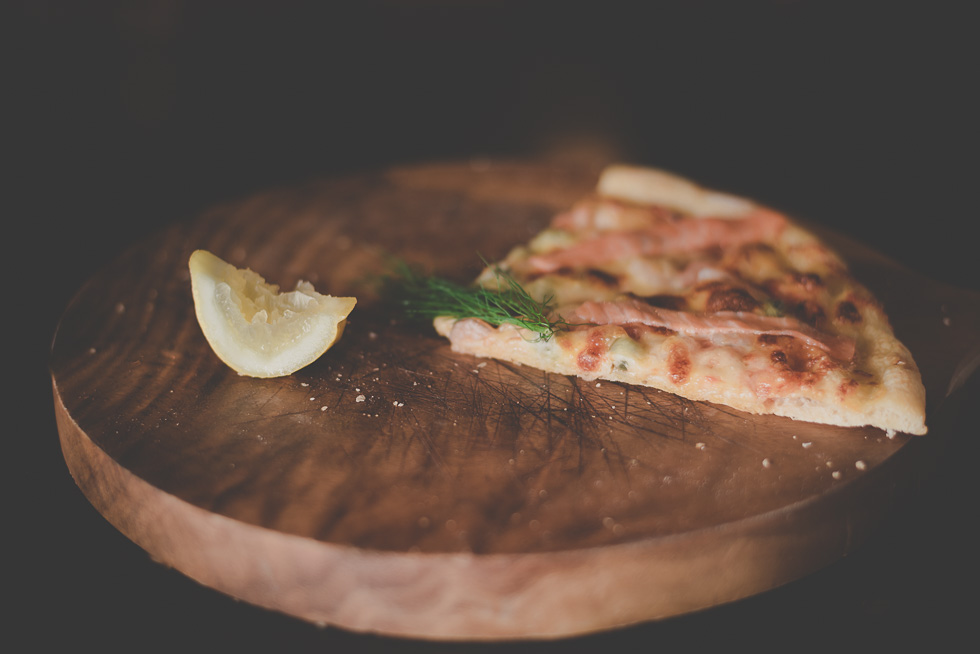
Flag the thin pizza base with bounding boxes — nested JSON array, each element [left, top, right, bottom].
[[434, 165, 927, 435]]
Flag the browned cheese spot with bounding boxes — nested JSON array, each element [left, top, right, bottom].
[[792, 300, 826, 326], [622, 323, 674, 341], [585, 269, 620, 288], [646, 294, 688, 311], [667, 341, 691, 385], [577, 329, 609, 373], [706, 287, 760, 313], [837, 378, 860, 400], [793, 272, 823, 292], [836, 299, 862, 324]]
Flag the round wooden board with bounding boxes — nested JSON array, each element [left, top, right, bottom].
[[50, 160, 980, 640]]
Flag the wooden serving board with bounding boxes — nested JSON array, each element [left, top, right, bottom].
[[51, 161, 980, 640]]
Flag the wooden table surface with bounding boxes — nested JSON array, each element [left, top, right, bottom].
[[47, 161, 980, 647]]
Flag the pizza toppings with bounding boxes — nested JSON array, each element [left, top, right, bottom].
[[705, 286, 760, 313], [551, 197, 683, 232], [577, 330, 610, 373], [427, 164, 927, 435], [835, 299, 862, 324], [526, 208, 786, 273], [666, 341, 692, 385], [390, 260, 569, 340], [570, 298, 856, 362]]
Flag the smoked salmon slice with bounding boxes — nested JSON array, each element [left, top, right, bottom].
[[529, 209, 786, 273], [572, 297, 856, 362]]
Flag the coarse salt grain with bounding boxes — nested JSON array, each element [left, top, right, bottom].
[[855, 460, 867, 470], [355, 394, 366, 402]]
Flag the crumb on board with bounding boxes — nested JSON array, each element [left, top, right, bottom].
[[355, 394, 366, 402]]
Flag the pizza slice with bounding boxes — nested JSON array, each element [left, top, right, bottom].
[[432, 164, 927, 435]]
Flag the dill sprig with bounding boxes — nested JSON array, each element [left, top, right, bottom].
[[387, 260, 568, 340]]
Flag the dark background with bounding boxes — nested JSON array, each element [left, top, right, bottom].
[[10, 1, 978, 651]]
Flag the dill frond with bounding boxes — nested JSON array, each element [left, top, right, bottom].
[[387, 260, 568, 340]]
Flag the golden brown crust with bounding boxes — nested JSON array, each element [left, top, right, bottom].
[[597, 165, 757, 217]]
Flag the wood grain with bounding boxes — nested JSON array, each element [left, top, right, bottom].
[[50, 160, 980, 639]]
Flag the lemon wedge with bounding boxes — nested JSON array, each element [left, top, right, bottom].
[[188, 249, 356, 378]]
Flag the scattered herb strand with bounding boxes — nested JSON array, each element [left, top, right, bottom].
[[389, 261, 568, 341]]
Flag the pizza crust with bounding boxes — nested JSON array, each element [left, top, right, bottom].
[[598, 165, 756, 218], [436, 315, 927, 436]]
